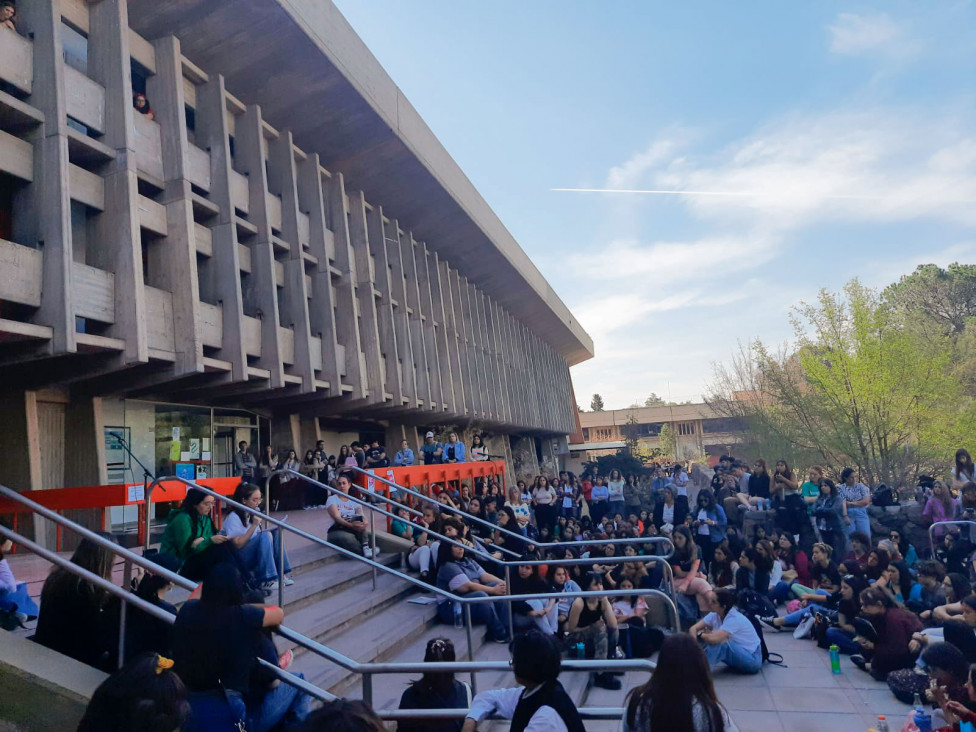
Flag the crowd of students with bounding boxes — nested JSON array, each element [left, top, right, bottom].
[[18, 446, 976, 730]]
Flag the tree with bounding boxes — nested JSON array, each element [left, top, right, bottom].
[[707, 279, 974, 487], [644, 393, 666, 407], [885, 263, 976, 335], [658, 423, 677, 460], [590, 394, 605, 411]]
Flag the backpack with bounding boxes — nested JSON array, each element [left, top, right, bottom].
[[737, 588, 776, 620], [744, 612, 785, 666], [872, 484, 898, 507]]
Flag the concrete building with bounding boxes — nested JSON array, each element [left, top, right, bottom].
[[0, 0, 591, 535], [570, 404, 746, 468]]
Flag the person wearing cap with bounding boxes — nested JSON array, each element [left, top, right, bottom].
[[422, 432, 444, 465]]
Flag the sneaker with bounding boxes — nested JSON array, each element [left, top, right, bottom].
[[613, 647, 626, 659], [362, 547, 373, 559], [851, 654, 868, 672], [283, 577, 295, 586], [758, 616, 781, 632], [594, 672, 622, 690], [793, 614, 816, 639], [263, 580, 280, 591]]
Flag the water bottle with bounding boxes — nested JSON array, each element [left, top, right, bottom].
[[875, 715, 889, 732], [829, 644, 841, 674], [453, 601, 464, 629], [575, 642, 585, 660]]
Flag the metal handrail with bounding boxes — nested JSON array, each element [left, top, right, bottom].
[[928, 519, 976, 551], [0, 521, 335, 703], [264, 468, 517, 564]]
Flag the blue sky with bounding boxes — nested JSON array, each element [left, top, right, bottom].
[[333, 1, 976, 409]]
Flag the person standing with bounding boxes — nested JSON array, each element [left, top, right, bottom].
[[421, 432, 444, 465], [444, 432, 466, 463], [470, 435, 489, 462], [257, 445, 278, 483], [394, 439, 415, 467], [364, 440, 388, 469], [607, 470, 626, 520], [234, 441, 257, 480], [532, 476, 558, 533], [839, 467, 871, 539]]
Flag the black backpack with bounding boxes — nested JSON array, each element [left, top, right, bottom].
[[872, 484, 898, 507], [737, 588, 776, 620], [744, 612, 785, 666]]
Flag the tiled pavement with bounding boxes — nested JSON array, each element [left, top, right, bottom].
[[717, 629, 913, 732]]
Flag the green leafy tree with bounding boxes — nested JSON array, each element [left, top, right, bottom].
[[590, 394, 605, 412], [658, 423, 677, 460]]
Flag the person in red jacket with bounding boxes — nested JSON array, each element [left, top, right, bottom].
[[851, 586, 922, 680]]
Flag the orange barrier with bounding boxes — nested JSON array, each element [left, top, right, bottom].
[[0, 477, 241, 551]]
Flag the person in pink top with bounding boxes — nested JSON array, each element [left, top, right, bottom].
[[923, 480, 955, 540]]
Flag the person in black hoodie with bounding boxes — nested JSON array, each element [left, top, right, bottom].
[[462, 630, 584, 732], [652, 486, 687, 530], [397, 638, 470, 732]]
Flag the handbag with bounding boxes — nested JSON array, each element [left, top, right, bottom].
[[184, 687, 247, 732]]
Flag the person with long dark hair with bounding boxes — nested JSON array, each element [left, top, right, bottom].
[[953, 449, 976, 490], [850, 585, 923, 679], [326, 472, 375, 558], [435, 542, 510, 643], [77, 652, 188, 732], [397, 637, 470, 731], [691, 488, 727, 569], [670, 526, 712, 614], [653, 486, 686, 530], [511, 563, 558, 635], [463, 630, 585, 732], [624, 633, 737, 731], [565, 572, 622, 690], [839, 467, 871, 539], [813, 478, 849, 560], [222, 482, 292, 590], [531, 476, 558, 533], [159, 488, 234, 581], [173, 563, 309, 732], [707, 541, 738, 590], [35, 534, 119, 670], [122, 554, 180, 665], [823, 574, 870, 654]]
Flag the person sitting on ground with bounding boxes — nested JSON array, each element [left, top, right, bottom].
[[77, 652, 188, 732], [462, 630, 585, 732], [864, 547, 890, 582], [689, 588, 762, 675], [875, 560, 917, 606], [295, 700, 385, 732], [0, 536, 37, 623], [851, 585, 923, 680], [613, 577, 657, 658], [735, 546, 772, 598], [821, 574, 871, 655], [132, 92, 155, 120], [159, 488, 234, 581], [548, 565, 582, 634], [222, 482, 293, 590], [173, 563, 309, 732], [391, 505, 418, 542], [792, 541, 841, 598], [326, 472, 376, 559], [887, 642, 969, 712], [670, 526, 713, 615], [435, 542, 510, 644], [565, 571, 622, 690], [34, 534, 119, 670], [121, 553, 181, 665], [910, 559, 948, 615], [707, 541, 738, 590], [623, 632, 738, 732], [397, 637, 471, 732], [933, 658, 976, 730], [405, 504, 442, 583], [511, 563, 558, 635]]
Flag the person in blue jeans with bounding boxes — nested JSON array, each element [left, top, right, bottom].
[[435, 542, 510, 643], [222, 483, 293, 590], [839, 467, 872, 539], [690, 588, 762, 674], [825, 575, 870, 654]]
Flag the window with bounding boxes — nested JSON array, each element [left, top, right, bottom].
[[702, 417, 748, 434], [677, 422, 696, 436]]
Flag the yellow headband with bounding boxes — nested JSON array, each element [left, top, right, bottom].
[[156, 656, 174, 675]]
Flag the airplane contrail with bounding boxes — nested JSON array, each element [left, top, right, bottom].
[[550, 187, 886, 201]]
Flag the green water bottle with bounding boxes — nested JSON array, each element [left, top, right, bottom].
[[829, 644, 841, 674]]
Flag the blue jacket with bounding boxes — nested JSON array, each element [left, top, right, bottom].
[[444, 441, 466, 462], [394, 448, 415, 466], [692, 505, 727, 538]]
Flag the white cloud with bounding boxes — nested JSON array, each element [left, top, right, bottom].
[[827, 13, 915, 57], [605, 129, 693, 190]]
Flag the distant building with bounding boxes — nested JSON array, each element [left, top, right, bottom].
[[569, 403, 748, 467]]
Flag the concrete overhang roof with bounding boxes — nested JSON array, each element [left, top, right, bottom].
[[127, 0, 594, 365]]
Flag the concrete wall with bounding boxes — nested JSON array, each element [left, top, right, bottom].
[[0, 632, 106, 731]]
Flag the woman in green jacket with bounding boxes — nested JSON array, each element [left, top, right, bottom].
[[160, 489, 233, 581]]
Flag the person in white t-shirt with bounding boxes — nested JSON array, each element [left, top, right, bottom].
[[689, 588, 762, 674], [326, 472, 376, 558], [952, 449, 976, 490], [221, 482, 293, 590]]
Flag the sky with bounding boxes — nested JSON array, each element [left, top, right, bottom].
[[333, 1, 976, 409]]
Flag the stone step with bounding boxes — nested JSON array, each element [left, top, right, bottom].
[[278, 550, 402, 614]]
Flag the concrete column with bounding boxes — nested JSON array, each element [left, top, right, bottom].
[[146, 35, 204, 376], [235, 106, 284, 387], [399, 231, 431, 411], [384, 222, 417, 407], [347, 191, 384, 405], [13, 0, 75, 354], [297, 154, 341, 392], [270, 413, 302, 454], [435, 257, 464, 417], [413, 240, 446, 413], [325, 174, 366, 399], [365, 205, 401, 405], [195, 74, 247, 381], [87, 0, 148, 365], [268, 131, 314, 392]]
